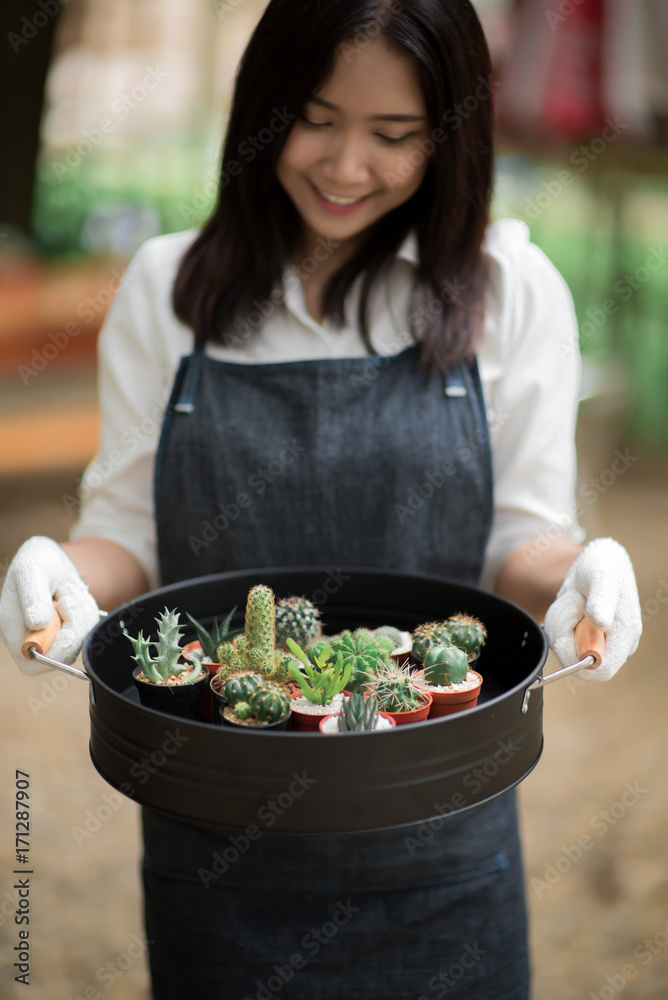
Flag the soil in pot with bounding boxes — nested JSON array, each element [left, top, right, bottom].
[[220, 704, 290, 731], [131, 661, 208, 719], [423, 670, 483, 718]]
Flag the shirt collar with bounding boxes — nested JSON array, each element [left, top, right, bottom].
[[395, 227, 418, 265]]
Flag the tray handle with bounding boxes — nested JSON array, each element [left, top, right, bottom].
[[22, 600, 105, 685], [521, 616, 606, 714]]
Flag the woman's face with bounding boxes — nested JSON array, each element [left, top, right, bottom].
[[276, 36, 432, 258]]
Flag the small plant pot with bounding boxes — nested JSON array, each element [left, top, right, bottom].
[[289, 692, 346, 731], [318, 711, 397, 734], [424, 670, 483, 718], [183, 641, 218, 721], [390, 643, 414, 668], [131, 663, 208, 719], [209, 674, 228, 726], [220, 704, 291, 731], [378, 690, 433, 726]]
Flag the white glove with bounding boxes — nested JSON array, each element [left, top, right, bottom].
[[544, 537, 642, 682], [0, 536, 100, 677]]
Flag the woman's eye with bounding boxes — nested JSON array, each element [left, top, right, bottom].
[[299, 115, 413, 145]]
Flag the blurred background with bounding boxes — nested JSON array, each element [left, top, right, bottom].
[[1, 0, 667, 997]]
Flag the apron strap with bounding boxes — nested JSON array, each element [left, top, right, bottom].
[[174, 338, 205, 414]]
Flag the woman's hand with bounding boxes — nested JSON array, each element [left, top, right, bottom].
[[544, 537, 642, 681], [0, 536, 100, 676]]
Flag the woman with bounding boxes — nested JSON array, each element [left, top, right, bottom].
[[0, 1, 641, 997]]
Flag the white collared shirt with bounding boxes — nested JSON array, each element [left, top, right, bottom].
[[69, 217, 585, 594]]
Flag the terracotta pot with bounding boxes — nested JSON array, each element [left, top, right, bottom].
[[424, 670, 483, 718], [380, 690, 433, 726], [183, 640, 218, 721], [131, 662, 208, 719], [318, 711, 397, 734], [290, 695, 345, 731]]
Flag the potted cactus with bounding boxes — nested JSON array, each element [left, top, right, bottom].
[[372, 625, 413, 667], [364, 661, 432, 725], [221, 676, 292, 730], [327, 629, 395, 692], [285, 638, 353, 730], [444, 613, 487, 666], [274, 595, 322, 651], [211, 585, 297, 716], [125, 608, 209, 719], [415, 644, 483, 718], [318, 690, 397, 733]]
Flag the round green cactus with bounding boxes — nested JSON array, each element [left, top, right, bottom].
[[373, 625, 407, 649], [249, 684, 291, 723], [423, 644, 469, 686], [329, 629, 394, 692], [372, 679, 421, 713], [411, 622, 453, 665], [275, 596, 322, 651], [445, 614, 487, 659], [223, 671, 265, 705], [233, 701, 252, 721]]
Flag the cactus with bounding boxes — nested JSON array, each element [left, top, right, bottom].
[[337, 691, 380, 732], [250, 684, 291, 723], [125, 608, 202, 684], [328, 629, 394, 692], [410, 622, 453, 665], [373, 625, 407, 649], [233, 701, 252, 721], [186, 606, 239, 659], [223, 671, 265, 705], [286, 638, 352, 706], [214, 584, 298, 687], [423, 644, 469, 686], [275, 596, 322, 651], [445, 614, 487, 660], [365, 662, 425, 713]]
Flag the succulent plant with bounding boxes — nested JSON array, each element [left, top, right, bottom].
[[337, 691, 380, 732], [410, 622, 453, 665], [328, 629, 394, 692], [365, 662, 425, 714], [223, 671, 265, 706], [185, 606, 239, 659], [373, 625, 407, 649], [215, 584, 297, 686], [445, 613, 487, 660], [286, 638, 352, 706], [275, 595, 322, 651], [125, 608, 202, 684], [423, 644, 469, 686]]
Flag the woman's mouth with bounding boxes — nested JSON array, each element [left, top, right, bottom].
[[309, 182, 373, 214]]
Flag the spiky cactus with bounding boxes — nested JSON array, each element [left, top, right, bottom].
[[445, 614, 487, 660], [328, 629, 394, 692], [365, 662, 425, 713], [373, 625, 407, 649], [410, 622, 453, 665], [223, 671, 265, 706], [125, 608, 202, 684], [337, 691, 379, 732], [215, 584, 297, 687], [423, 644, 469, 686], [275, 596, 322, 651], [225, 682, 291, 725]]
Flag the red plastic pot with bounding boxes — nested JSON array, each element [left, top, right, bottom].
[[422, 671, 483, 718], [380, 690, 433, 726], [318, 711, 397, 733]]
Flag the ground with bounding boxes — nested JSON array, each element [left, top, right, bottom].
[[0, 426, 667, 999]]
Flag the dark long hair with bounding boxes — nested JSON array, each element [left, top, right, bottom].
[[172, 0, 494, 373]]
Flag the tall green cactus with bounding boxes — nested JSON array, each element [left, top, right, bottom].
[[215, 584, 296, 686], [126, 608, 202, 684]]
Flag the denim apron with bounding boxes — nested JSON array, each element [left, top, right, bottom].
[[143, 339, 530, 1000]]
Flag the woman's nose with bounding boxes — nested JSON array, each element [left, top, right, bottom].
[[319, 132, 371, 185]]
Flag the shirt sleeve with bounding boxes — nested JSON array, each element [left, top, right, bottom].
[[478, 219, 586, 591], [68, 239, 178, 592]]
